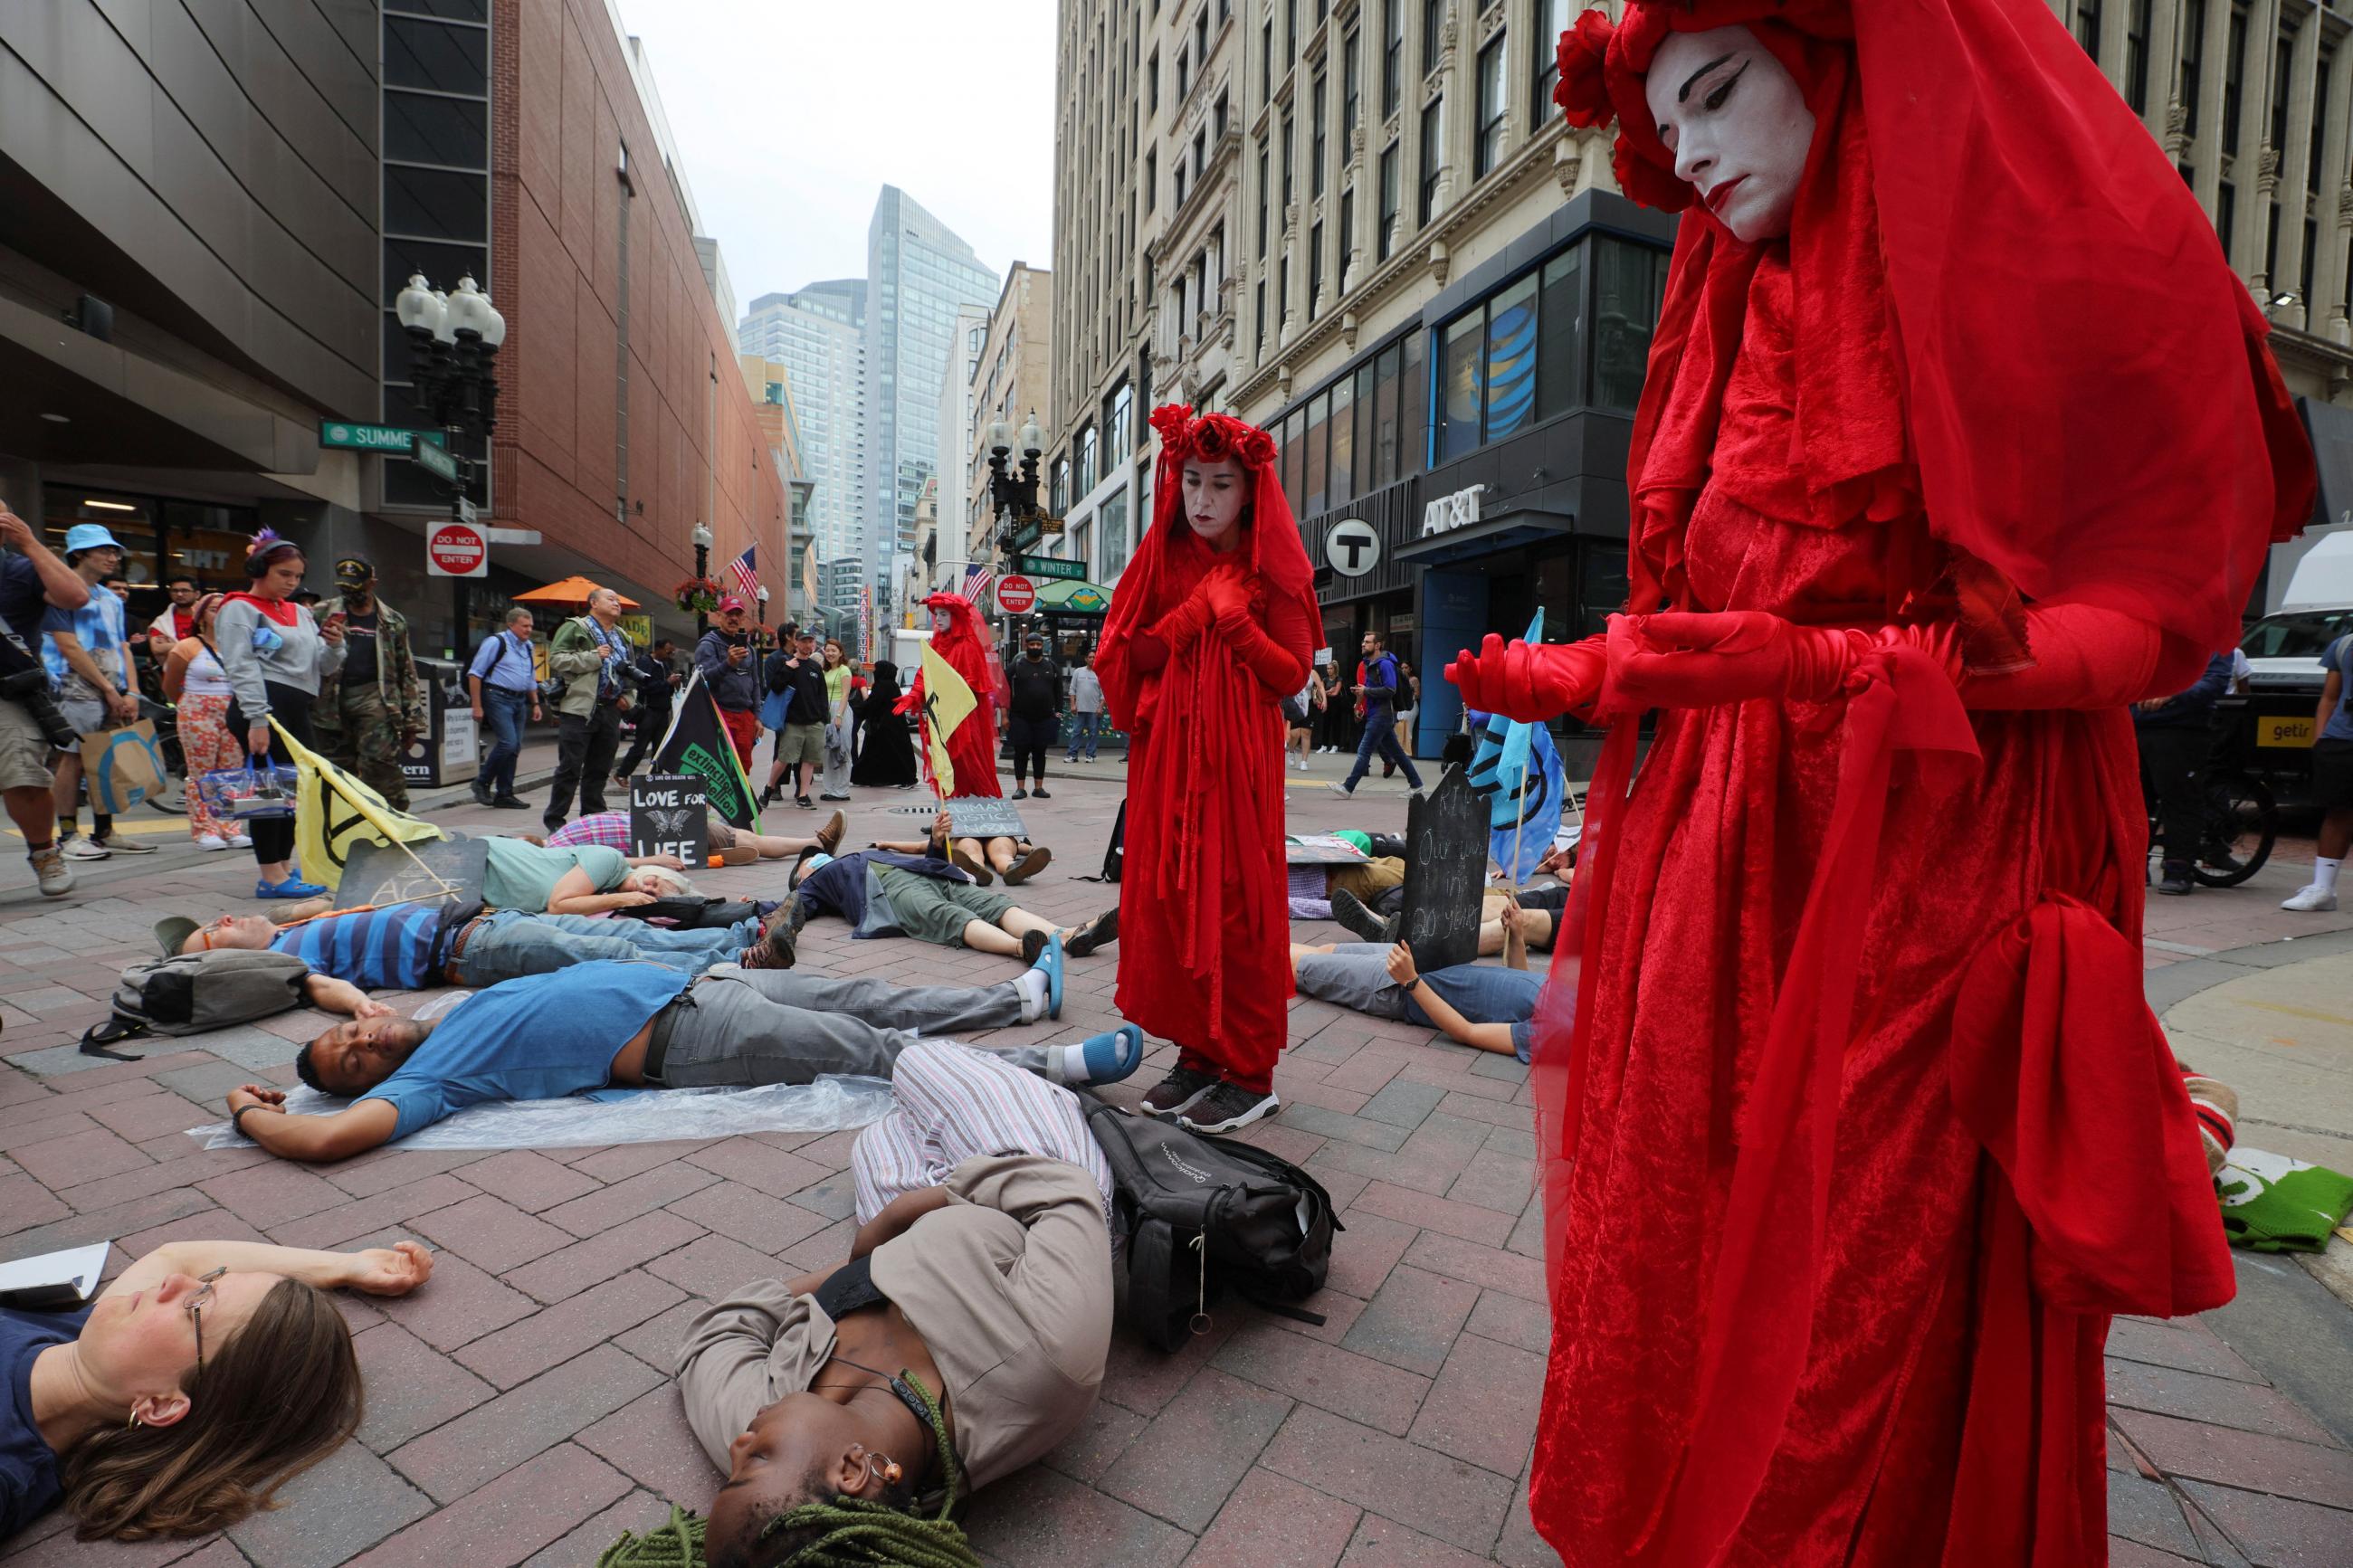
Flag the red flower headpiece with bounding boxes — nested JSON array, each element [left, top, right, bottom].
[[1148, 404, 1278, 470]]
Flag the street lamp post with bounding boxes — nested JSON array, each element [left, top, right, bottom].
[[985, 411, 1047, 655], [394, 272, 505, 522], [691, 520, 714, 637]]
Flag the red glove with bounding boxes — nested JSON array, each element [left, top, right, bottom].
[[1608, 612, 1967, 710], [1445, 634, 1606, 723], [1148, 582, 1220, 651], [1203, 568, 1256, 633]]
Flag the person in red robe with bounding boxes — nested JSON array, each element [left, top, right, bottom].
[[1096, 405, 1319, 1134], [897, 591, 1006, 799], [1446, 5, 2315, 1563]]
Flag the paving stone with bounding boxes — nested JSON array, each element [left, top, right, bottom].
[[2177, 1478, 2353, 1567], [192, 1024, 304, 1070], [227, 1440, 433, 1566], [611, 1296, 711, 1375], [3, 1185, 218, 1255], [319, 1146, 492, 1200], [2110, 1408, 2353, 1510], [644, 1230, 782, 1298], [351, 1320, 498, 1452], [1409, 1328, 1548, 1478], [1404, 1229, 1549, 1302], [1100, 1365, 1293, 1530], [1465, 1288, 1553, 1356], [664, 1177, 834, 1252], [539, 1161, 717, 1238], [191, 1157, 366, 1230], [455, 1269, 687, 1389], [386, 1344, 662, 1504], [962, 1462, 1196, 1568], [151, 1059, 268, 1109], [1261, 1404, 1514, 1554], [791, 1167, 862, 1220], [1100, 1316, 1242, 1417], [1339, 1262, 1481, 1377], [406, 1192, 575, 1273], [1214, 1318, 1432, 1437], [0, 1525, 223, 1565], [2105, 1470, 2204, 1560], [1491, 1487, 1558, 1568], [1482, 1122, 1538, 1162], [84, 1089, 214, 1144], [1279, 1099, 1409, 1153], [452, 1148, 601, 1212], [563, 1138, 714, 1181], [265, 1172, 481, 1250], [369, 1249, 538, 1353], [1447, 1142, 1536, 1215], [503, 1209, 704, 1304], [1045, 1396, 1149, 1485], [1347, 1180, 1516, 1247], [2107, 1318, 2270, 1384], [1357, 1076, 1447, 1129], [679, 1133, 834, 1197], [7, 1125, 147, 1188], [1184, 1467, 1360, 1568], [576, 1384, 719, 1509], [1338, 1511, 1496, 1567], [343, 1442, 633, 1568], [2105, 1361, 2341, 1446], [0, 1173, 69, 1237], [2107, 1540, 2207, 1568], [519, 1487, 670, 1568]]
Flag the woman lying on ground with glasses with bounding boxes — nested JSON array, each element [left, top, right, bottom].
[[2, 1237, 432, 1543]]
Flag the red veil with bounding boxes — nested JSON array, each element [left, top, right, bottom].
[[898, 591, 1008, 797]]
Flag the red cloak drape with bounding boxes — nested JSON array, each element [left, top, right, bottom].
[[898, 592, 1005, 799]]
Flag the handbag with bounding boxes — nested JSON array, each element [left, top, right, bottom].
[[198, 758, 300, 820], [81, 720, 168, 814]]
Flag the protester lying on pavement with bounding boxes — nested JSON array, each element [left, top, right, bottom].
[[870, 808, 1050, 886], [224, 953, 1142, 1164], [1328, 875, 1567, 955], [156, 891, 800, 996], [786, 844, 1116, 962], [474, 833, 700, 915], [1291, 927, 1548, 1063], [3, 1237, 432, 1542], [547, 807, 846, 863], [616, 1040, 1116, 1568]]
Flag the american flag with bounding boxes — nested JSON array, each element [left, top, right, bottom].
[[725, 545, 758, 601], [960, 563, 996, 604]]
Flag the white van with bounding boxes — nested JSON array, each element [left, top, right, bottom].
[[2241, 531, 2353, 704]]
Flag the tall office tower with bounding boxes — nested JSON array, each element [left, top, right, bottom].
[[864, 187, 1000, 608], [936, 300, 993, 581], [740, 280, 867, 608]]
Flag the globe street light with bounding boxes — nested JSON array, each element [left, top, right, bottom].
[[396, 271, 505, 523], [691, 520, 715, 636]]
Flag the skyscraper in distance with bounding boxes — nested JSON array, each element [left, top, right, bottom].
[[740, 280, 867, 617]]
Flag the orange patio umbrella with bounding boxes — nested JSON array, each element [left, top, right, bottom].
[[510, 575, 640, 611]]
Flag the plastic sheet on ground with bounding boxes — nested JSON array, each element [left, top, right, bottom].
[[186, 1074, 896, 1152]]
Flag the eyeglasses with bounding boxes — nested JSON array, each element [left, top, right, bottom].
[[187, 1266, 226, 1382], [192, 917, 235, 952]]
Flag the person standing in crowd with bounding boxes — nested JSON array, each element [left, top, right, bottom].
[[144, 574, 198, 658], [541, 585, 634, 834], [216, 532, 342, 898], [0, 505, 90, 897], [310, 557, 424, 812], [1382, 658, 1422, 779], [2137, 651, 2233, 896], [2285, 627, 2353, 911], [818, 636, 854, 801], [161, 592, 245, 851], [852, 656, 919, 787], [1098, 404, 1317, 1136], [466, 605, 539, 810], [1005, 631, 1062, 800], [1065, 648, 1105, 763], [1282, 666, 1319, 772], [1314, 653, 1353, 754], [760, 627, 830, 811], [696, 595, 761, 769], [1329, 629, 1422, 797], [612, 633, 681, 786], [41, 524, 152, 865]]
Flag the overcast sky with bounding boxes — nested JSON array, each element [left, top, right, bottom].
[[614, 0, 1059, 317]]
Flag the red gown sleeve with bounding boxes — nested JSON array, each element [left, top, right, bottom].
[[1228, 591, 1315, 695]]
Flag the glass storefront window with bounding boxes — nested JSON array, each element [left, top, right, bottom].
[[1303, 392, 1329, 517], [1101, 489, 1130, 580], [1329, 374, 1357, 509], [1483, 273, 1538, 441], [1372, 343, 1401, 487], [1352, 364, 1376, 498], [385, 15, 487, 94], [1535, 245, 1586, 422], [1593, 237, 1668, 413], [1399, 328, 1425, 476], [1282, 407, 1306, 509], [1578, 541, 1630, 638], [1437, 311, 1484, 463]]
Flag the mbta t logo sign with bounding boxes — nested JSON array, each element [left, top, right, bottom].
[[1325, 517, 1382, 577]]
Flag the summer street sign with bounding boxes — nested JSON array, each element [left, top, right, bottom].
[[319, 422, 445, 453]]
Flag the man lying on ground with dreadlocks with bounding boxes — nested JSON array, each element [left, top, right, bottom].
[[602, 1039, 1116, 1568]]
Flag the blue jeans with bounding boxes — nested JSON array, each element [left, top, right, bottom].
[[479, 687, 530, 796], [1065, 712, 1101, 760], [1341, 707, 1422, 791], [452, 910, 758, 985]]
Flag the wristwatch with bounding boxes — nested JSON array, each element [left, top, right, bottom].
[[231, 1103, 266, 1136]]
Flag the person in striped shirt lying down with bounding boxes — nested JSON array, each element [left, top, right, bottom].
[[544, 805, 846, 863]]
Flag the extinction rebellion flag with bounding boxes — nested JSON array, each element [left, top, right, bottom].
[[652, 670, 761, 829]]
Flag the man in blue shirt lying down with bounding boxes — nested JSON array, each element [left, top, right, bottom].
[[223, 958, 1145, 1164]]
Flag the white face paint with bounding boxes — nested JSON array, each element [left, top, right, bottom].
[[1645, 25, 1815, 245], [1181, 457, 1247, 550]]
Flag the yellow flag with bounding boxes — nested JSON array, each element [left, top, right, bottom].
[[275, 719, 446, 890], [919, 641, 977, 799]]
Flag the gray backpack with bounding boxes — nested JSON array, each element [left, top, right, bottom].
[[81, 950, 311, 1059]]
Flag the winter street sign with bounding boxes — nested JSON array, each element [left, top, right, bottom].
[[426, 522, 488, 578]]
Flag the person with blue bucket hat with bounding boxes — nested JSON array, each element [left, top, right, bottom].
[[41, 521, 156, 866]]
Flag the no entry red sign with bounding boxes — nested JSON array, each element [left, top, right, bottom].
[[426, 522, 487, 578], [996, 575, 1036, 613]]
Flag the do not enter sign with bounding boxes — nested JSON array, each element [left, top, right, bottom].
[[996, 575, 1037, 613], [426, 522, 488, 578]]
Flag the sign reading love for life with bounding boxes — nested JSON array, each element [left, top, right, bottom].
[[630, 774, 710, 869], [425, 522, 487, 578], [995, 575, 1037, 613]]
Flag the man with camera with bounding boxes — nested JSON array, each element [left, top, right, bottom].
[[0, 504, 94, 896]]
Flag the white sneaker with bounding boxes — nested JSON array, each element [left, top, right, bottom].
[[91, 835, 156, 855], [60, 837, 110, 860], [195, 833, 229, 851], [230, 832, 253, 849], [2281, 884, 2339, 912], [27, 843, 72, 897]]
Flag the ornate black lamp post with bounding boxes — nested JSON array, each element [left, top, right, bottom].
[[393, 272, 505, 515], [691, 520, 714, 637], [986, 410, 1047, 559]]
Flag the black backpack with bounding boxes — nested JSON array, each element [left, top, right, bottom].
[[1084, 1097, 1341, 1352], [611, 896, 761, 930], [81, 950, 311, 1060]]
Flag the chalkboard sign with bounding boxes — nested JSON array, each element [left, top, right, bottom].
[[944, 796, 1028, 840], [337, 836, 490, 911], [1400, 766, 1487, 971], [631, 774, 710, 868]]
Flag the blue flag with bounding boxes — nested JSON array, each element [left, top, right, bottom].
[[1463, 612, 1567, 883]]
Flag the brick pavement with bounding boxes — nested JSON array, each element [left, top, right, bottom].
[[0, 760, 2346, 1565]]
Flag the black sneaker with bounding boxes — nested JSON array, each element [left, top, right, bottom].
[[795, 794, 816, 811], [1020, 927, 1048, 965], [1011, 787, 1030, 800], [1330, 888, 1397, 944], [492, 794, 531, 809], [2157, 861, 2198, 897], [471, 780, 492, 806], [1031, 786, 1052, 800], [1065, 906, 1119, 957], [1139, 1063, 1220, 1117], [1179, 1079, 1281, 1135]]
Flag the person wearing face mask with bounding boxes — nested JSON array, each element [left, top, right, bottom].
[[1004, 632, 1062, 800], [895, 594, 1005, 798], [1445, 5, 2313, 1563], [1094, 406, 1319, 1136]]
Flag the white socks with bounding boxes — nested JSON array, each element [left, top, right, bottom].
[[2315, 856, 2342, 893], [1015, 966, 1050, 1022]]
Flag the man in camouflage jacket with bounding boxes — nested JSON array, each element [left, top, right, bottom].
[[313, 556, 426, 810]]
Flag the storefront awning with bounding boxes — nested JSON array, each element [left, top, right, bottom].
[[1395, 505, 1575, 566], [1030, 577, 1113, 615]]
